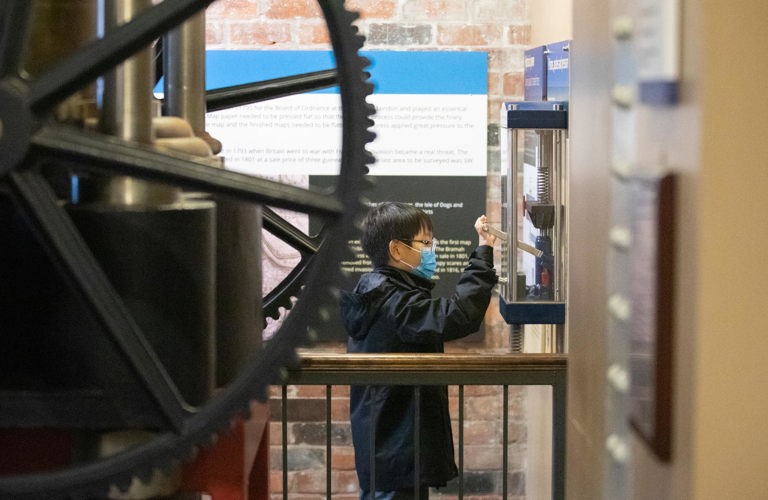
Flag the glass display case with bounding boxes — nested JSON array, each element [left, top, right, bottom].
[[490, 101, 568, 351]]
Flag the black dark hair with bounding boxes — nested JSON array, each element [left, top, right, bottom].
[[361, 201, 433, 268]]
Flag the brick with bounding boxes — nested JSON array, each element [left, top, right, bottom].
[[437, 24, 503, 46], [292, 384, 329, 398], [366, 23, 432, 46], [292, 469, 327, 493], [487, 47, 526, 74], [502, 72, 524, 98], [207, 0, 260, 18], [403, 0, 468, 21], [332, 469, 360, 494], [462, 385, 503, 397], [488, 98, 509, 123], [205, 22, 225, 46], [332, 423, 353, 445], [332, 385, 351, 397], [269, 470, 283, 493], [506, 420, 527, 444], [292, 422, 327, 445], [486, 48, 507, 71], [269, 421, 285, 445], [472, 0, 527, 22], [462, 444, 503, 470], [331, 397, 351, 421], [462, 420, 503, 445], [507, 23, 531, 45], [282, 397, 327, 421], [270, 445, 325, 470], [227, 21, 292, 46], [487, 71, 502, 98], [464, 394, 502, 420], [271, 495, 323, 500], [437, 470, 499, 494], [331, 445, 357, 470], [347, 0, 398, 19], [328, 495, 358, 500], [265, 0, 322, 19], [297, 22, 332, 45], [506, 469, 526, 495]]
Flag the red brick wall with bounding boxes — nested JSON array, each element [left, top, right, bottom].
[[206, 1, 530, 497], [206, 0, 528, 117]]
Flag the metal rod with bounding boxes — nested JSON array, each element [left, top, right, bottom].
[[503, 385, 509, 499], [326, 384, 332, 500], [508, 127, 519, 302], [552, 379, 567, 500], [414, 386, 421, 500], [94, 0, 180, 207], [458, 384, 465, 500], [282, 385, 288, 500], [369, 387, 377, 496], [163, 10, 206, 133], [101, 0, 153, 144]]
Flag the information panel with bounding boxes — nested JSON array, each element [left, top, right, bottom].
[[204, 50, 488, 340]]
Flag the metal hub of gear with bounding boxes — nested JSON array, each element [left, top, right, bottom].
[[0, 0, 374, 498]]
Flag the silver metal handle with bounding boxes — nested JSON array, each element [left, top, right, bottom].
[[483, 224, 543, 258]]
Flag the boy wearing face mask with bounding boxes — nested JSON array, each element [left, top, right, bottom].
[[340, 201, 498, 500]]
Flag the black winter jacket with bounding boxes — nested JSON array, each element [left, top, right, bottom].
[[340, 245, 498, 491]]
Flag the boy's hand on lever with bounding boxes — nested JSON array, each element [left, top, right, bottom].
[[475, 215, 497, 247]]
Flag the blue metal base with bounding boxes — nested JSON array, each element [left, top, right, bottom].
[[499, 296, 566, 325]]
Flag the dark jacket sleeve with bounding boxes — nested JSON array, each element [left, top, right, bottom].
[[388, 245, 498, 344]]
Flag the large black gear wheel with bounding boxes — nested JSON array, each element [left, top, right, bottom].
[[0, 0, 374, 498]]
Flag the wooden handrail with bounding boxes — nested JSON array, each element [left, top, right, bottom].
[[278, 350, 568, 500], [293, 351, 566, 372], [283, 351, 568, 386]]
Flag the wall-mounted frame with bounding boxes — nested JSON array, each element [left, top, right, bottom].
[[627, 173, 676, 461]]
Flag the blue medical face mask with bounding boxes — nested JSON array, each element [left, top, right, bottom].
[[401, 241, 438, 280]]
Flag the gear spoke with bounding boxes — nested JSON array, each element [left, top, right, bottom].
[[31, 124, 343, 217], [206, 69, 339, 112], [27, 0, 216, 115], [262, 206, 322, 256], [7, 169, 192, 432], [0, 1, 32, 78], [260, 208, 324, 320]]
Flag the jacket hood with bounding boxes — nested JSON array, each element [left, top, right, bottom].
[[340, 267, 433, 340], [340, 272, 389, 340]]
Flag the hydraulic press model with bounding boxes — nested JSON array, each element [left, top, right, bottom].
[[490, 101, 568, 352]]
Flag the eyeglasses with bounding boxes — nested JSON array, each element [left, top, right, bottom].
[[398, 238, 437, 252]]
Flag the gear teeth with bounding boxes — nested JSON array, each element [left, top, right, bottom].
[[364, 150, 376, 165], [0, 0, 374, 497], [108, 475, 136, 498]]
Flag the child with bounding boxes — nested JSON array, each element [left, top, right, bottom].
[[340, 201, 498, 499]]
